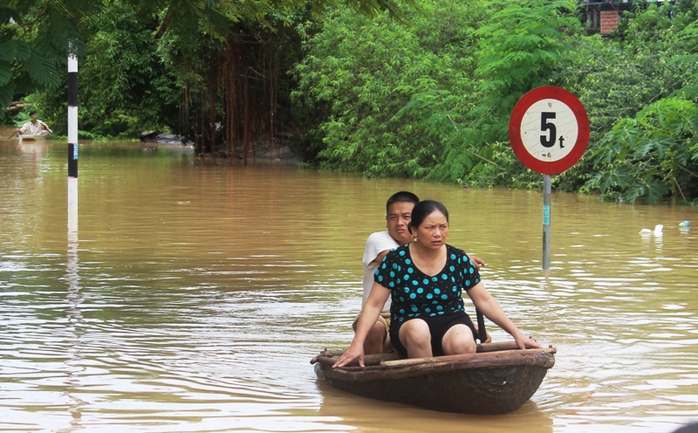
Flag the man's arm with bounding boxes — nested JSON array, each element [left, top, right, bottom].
[[371, 249, 390, 265], [363, 231, 398, 266]]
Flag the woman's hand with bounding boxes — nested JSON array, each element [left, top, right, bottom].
[[332, 342, 365, 368], [476, 327, 492, 343], [334, 282, 389, 368], [468, 282, 542, 350], [513, 331, 541, 350]]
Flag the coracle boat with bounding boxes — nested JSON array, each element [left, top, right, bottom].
[[18, 134, 48, 143], [311, 341, 556, 415]]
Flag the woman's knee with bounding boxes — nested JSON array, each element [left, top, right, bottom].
[[442, 324, 477, 354], [399, 319, 431, 346]]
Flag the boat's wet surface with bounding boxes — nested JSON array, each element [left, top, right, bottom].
[[1, 134, 697, 432]]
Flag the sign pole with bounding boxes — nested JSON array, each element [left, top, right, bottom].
[[542, 174, 551, 270], [509, 86, 589, 272]]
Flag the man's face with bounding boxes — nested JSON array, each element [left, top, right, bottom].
[[30, 113, 38, 123], [386, 201, 415, 245]]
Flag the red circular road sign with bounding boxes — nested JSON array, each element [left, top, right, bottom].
[[509, 86, 589, 175]]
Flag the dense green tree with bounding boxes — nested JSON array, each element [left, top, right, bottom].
[[427, 0, 580, 187], [4, 0, 698, 204], [293, 0, 488, 177], [0, 0, 95, 120], [295, 0, 579, 183], [1, 0, 415, 134], [577, 1, 698, 203], [582, 98, 698, 204], [32, 2, 179, 138], [294, 0, 698, 204]]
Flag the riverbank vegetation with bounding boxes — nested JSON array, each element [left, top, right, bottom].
[[2, 0, 697, 204]]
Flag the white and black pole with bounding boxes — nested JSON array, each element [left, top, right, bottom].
[[65, 48, 83, 407], [68, 51, 78, 233]]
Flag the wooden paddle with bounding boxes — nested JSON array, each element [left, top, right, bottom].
[[5, 130, 18, 141], [476, 307, 487, 344], [39, 121, 52, 134]]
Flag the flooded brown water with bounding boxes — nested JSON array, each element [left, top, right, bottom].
[[1, 134, 697, 433]]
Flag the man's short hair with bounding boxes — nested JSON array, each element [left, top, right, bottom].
[[386, 191, 419, 214], [29, 110, 37, 116]]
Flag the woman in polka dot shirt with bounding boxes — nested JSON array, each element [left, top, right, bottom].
[[334, 200, 540, 368]]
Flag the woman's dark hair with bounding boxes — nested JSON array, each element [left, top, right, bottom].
[[408, 200, 449, 232]]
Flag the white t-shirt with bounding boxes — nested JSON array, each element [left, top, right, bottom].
[[19, 120, 48, 136], [362, 230, 399, 312]]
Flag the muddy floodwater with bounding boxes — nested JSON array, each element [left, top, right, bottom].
[[1, 135, 697, 433]]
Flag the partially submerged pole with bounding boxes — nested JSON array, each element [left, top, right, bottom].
[[542, 174, 551, 271], [68, 50, 78, 232], [67, 49, 78, 291]]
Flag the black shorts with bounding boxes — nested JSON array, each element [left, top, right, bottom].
[[389, 311, 478, 358]]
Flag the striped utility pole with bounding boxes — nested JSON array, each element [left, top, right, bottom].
[[68, 52, 78, 178], [68, 50, 78, 235], [66, 47, 82, 348]]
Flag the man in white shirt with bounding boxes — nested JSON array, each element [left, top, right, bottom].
[[17, 110, 52, 136], [356, 191, 485, 354]]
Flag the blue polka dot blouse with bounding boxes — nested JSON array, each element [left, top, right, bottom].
[[375, 244, 481, 324]]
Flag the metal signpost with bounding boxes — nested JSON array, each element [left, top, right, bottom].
[[509, 86, 590, 270]]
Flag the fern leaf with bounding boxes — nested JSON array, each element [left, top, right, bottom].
[[0, 81, 13, 112], [0, 40, 31, 62], [0, 60, 11, 85], [24, 52, 60, 88]]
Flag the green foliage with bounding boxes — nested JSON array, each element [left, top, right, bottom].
[[582, 97, 698, 204], [0, 0, 97, 120], [4, 0, 698, 205], [671, 8, 698, 100], [293, 0, 698, 203], [568, 1, 698, 203], [293, 0, 485, 177], [474, 0, 578, 93], [295, 0, 581, 184], [28, 2, 180, 138], [427, 0, 580, 186], [84, 4, 178, 137], [2, 0, 415, 131]]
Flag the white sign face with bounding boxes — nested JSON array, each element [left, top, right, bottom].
[[519, 98, 579, 163], [510, 86, 589, 175]]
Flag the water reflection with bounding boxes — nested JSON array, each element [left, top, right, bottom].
[[317, 380, 554, 433], [0, 136, 697, 432]]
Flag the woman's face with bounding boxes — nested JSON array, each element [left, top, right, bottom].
[[413, 210, 448, 250]]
